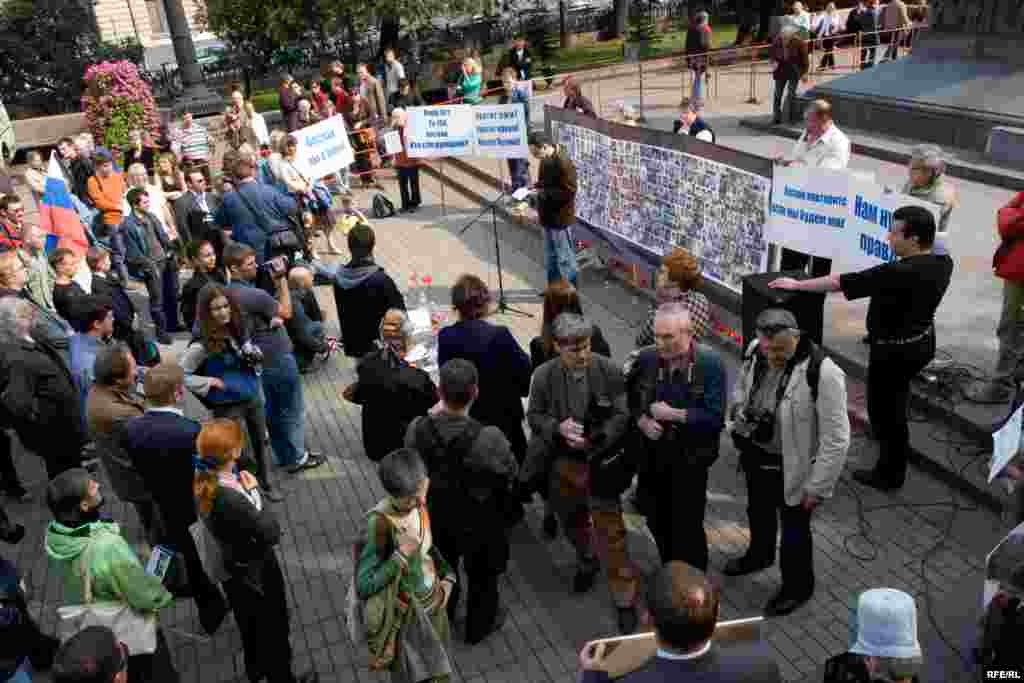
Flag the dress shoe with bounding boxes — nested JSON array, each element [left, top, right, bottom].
[[964, 380, 1014, 405], [722, 555, 773, 577], [0, 523, 25, 545], [542, 512, 558, 539], [198, 596, 231, 635], [617, 607, 639, 635], [263, 487, 285, 503], [764, 590, 812, 617], [287, 453, 325, 474], [573, 563, 600, 594], [852, 469, 903, 492], [467, 606, 508, 645]]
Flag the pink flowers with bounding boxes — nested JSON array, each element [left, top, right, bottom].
[[82, 60, 160, 151]]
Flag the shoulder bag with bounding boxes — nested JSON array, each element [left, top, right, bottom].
[[55, 540, 158, 654], [235, 184, 304, 257]]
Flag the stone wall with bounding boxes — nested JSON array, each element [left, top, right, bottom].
[[93, 0, 204, 47]]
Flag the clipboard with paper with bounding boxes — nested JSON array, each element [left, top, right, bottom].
[[585, 617, 764, 678]]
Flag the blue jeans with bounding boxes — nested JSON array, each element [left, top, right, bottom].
[[261, 353, 304, 467], [543, 225, 577, 286], [690, 68, 705, 104]]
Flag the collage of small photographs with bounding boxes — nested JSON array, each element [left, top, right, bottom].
[[553, 121, 771, 291]]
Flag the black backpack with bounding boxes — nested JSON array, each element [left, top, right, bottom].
[[979, 596, 1024, 675], [413, 417, 488, 519], [372, 193, 396, 219], [744, 339, 828, 402]]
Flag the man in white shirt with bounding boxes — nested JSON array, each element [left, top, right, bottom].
[[383, 48, 406, 103], [777, 100, 851, 275]]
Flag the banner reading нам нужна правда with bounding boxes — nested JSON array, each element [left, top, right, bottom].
[[405, 104, 528, 159], [767, 165, 942, 273], [294, 115, 355, 178]]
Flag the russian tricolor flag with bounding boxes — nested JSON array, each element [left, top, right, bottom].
[[39, 152, 88, 257]]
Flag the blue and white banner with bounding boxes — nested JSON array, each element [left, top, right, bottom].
[[767, 166, 941, 273], [474, 104, 529, 159], [294, 115, 355, 177], [405, 105, 476, 158]]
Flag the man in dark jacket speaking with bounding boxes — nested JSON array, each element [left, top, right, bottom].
[[311, 223, 405, 358], [529, 131, 579, 288]]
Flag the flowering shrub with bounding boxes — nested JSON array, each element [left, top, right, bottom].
[[82, 60, 160, 151]]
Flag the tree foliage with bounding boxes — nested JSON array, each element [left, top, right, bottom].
[[0, 0, 143, 116]]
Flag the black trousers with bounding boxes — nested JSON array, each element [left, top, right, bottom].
[[161, 259, 181, 332], [781, 248, 833, 277], [223, 552, 294, 683], [432, 519, 508, 644], [128, 259, 167, 335], [644, 458, 710, 572], [128, 628, 178, 683], [213, 398, 272, 492], [738, 446, 815, 598], [860, 45, 877, 69], [866, 334, 934, 486], [397, 167, 421, 209], [0, 430, 23, 493], [818, 38, 836, 69]]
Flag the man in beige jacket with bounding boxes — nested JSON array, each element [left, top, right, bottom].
[[356, 63, 388, 125], [723, 308, 850, 617]]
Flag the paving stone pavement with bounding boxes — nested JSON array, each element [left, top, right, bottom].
[[2, 172, 1003, 683]]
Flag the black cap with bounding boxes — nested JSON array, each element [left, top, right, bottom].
[[755, 308, 800, 337]]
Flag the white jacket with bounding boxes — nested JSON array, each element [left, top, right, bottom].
[[730, 341, 851, 506]]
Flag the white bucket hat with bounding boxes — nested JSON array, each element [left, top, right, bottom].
[[849, 589, 922, 660]]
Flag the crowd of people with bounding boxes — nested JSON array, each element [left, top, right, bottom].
[[1, 22, 1023, 683]]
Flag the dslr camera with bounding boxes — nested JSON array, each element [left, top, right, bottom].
[[582, 396, 614, 446], [261, 256, 288, 278], [733, 408, 775, 444]]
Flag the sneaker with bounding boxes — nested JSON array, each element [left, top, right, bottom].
[[287, 452, 326, 474]]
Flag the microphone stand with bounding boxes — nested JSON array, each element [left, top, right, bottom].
[[459, 188, 533, 319]]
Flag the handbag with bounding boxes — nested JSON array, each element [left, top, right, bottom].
[[234, 185, 304, 257], [55, 542, 158, 655], [193, 343, 261, 408], [189, 519, 231, 584]]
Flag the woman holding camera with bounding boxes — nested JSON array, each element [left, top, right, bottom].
[[193, 419, 317, 683], [179, 283, 282, 501]]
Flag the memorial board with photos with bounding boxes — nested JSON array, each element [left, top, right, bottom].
[[551, 120, 771, 292]]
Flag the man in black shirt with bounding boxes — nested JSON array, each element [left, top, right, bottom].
[[769, 205, 953, 491]]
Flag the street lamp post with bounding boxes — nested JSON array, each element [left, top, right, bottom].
[[161, 0, 221, 116]]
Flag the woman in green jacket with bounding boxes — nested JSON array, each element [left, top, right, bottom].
[[355, 448, 455, 682], [456, 57, 483, 104]]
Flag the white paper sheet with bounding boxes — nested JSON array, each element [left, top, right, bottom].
[[511, 187, 533, 201], [990, 402, 1024, 482]]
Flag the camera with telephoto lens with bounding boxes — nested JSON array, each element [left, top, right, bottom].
[[734, 408, 775, 444], [240, 339, 264, 369], [583, 396, 614, 446], [261, 256, 288, 277]]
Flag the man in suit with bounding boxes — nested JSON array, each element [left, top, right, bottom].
[[578, 562, 782, 682], [356, 63, 388, 126], [499, 35, 532, 81], [174, 169, 219, 246], [521, 313, 639, 634], [122, 188, 176, 343], [120, 363, 229, 635]]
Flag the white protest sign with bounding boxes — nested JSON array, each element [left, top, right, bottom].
[[767, 166, 852, 259], [474, 104, 529, 159], [836, 182, 943, 273], [405, 105, 476, 158], [294, 115, 354, 178], [990, 402, 1024, 483], [380, 129, 403, 156]]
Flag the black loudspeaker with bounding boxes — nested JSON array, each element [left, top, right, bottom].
[[741, 271, 826, 348]]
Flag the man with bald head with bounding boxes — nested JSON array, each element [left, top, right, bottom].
[[627, 302, 725, 574], [286, 265, 330, 373]]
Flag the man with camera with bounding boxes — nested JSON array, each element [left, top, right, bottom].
[[627, 302, 725, 574], [522, 313, 639, 634], [223, 242, 324, 474], [725, 308, 850, 617]]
